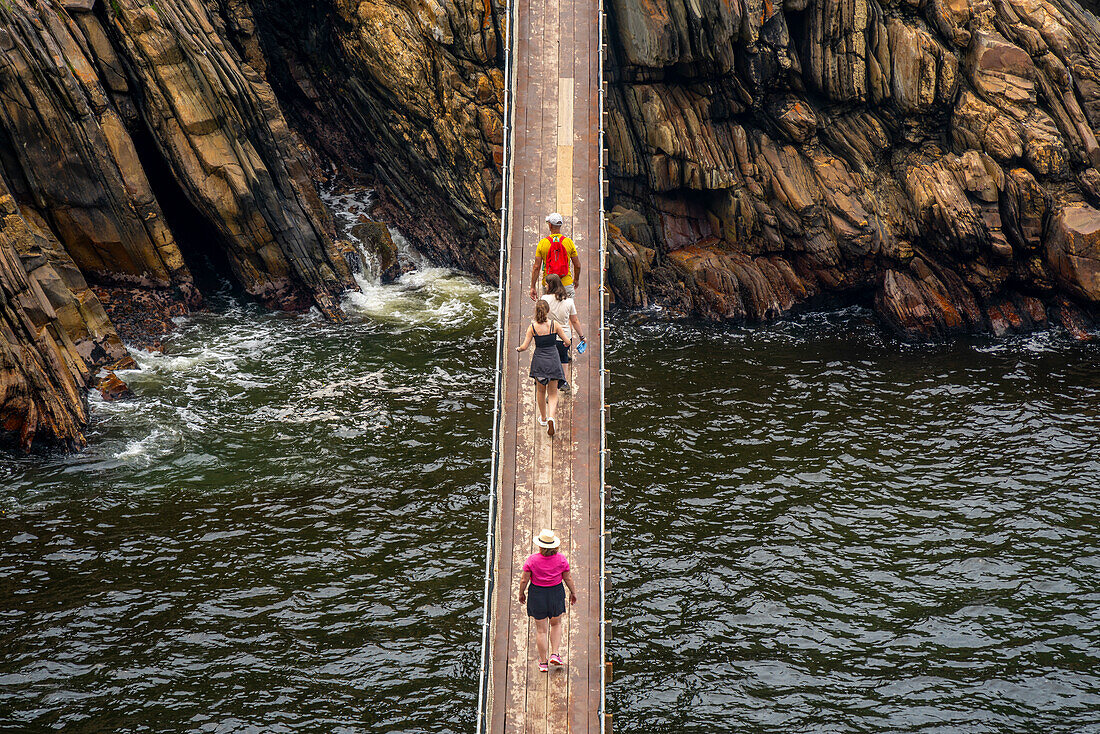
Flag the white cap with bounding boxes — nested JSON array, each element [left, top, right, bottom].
[[545, 212, 564, 226]]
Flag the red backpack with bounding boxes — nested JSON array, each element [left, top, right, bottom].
[[545, 234, 569, 278]]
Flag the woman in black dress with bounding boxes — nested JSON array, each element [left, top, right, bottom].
[[516, 299, 571, 436]]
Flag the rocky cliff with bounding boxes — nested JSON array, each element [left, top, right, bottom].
[[5, 0, 1100, 450], [235, 0, 505, 279], [0, 0, 367, 450], [0, 172, 127, 451], [603, 0, 1100, 339]]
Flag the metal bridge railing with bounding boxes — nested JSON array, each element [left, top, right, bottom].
[[596, 0, 609, 730], [474, 0, 516, 727]]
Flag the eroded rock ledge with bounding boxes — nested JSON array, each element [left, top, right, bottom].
[[603, 0, 1100, 339]]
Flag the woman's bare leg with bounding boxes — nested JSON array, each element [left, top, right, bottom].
[[549, 614, 563, 656], [534, 617, 549, 662], [547, 380, 559, 423], [535, 382, 547, 422]]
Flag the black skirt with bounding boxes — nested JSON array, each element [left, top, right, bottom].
[[526, 582, 566, 620]]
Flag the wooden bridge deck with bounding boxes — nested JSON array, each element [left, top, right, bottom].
[[476, 0, 606, 725]]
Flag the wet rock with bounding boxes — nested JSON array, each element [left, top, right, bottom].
[[0, 175, 122, 452], [1051, 295, 1095, 340], [95, 371, 133, 401], [350, 221, 401, 284], [606, 223, 654, 308]]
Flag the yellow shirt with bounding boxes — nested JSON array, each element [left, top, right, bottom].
[[536, 236, 578, 286]]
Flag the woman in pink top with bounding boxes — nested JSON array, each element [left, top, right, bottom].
[[518, 529, 578, 672]]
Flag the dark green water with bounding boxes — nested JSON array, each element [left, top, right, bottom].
[[2, 252, 1099, 731], [0, 266, 496, 733], [606, 311, 1100, 734]]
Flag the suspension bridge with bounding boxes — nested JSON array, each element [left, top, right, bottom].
[[475, 0, 609, 726]]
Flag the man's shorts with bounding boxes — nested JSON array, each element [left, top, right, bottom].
[[565, 284, 575, 298], [556, 337, 571, 364]]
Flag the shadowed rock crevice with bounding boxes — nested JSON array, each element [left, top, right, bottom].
[[236, 0, 506, 281]]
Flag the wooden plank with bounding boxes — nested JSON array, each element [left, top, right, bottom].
[[558, 78, 575, 144], [491, 0, 532, 720], [503, 481, 532, 733], [556, 146, 574, 217]]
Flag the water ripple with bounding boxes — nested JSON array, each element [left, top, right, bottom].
[[0, 264, 495, 733], [606, 310, 1100, 734], [1, 297, 1098, 732]]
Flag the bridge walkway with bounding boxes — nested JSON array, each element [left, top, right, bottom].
[[476, 0, 607, 725]]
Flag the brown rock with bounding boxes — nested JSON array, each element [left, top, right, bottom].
[[606, 223, 654, 308], [99, 0, 355, 317], [770, 96, 818, 143], [0, 175, 117, 451], [1051, 296, 1094, 340], [966, 32, 1037, 107], [95, 372, 133, 401], [0, 2, 195, 296], [1046, 205, 1100, 303], [349, 221, 401, 283]]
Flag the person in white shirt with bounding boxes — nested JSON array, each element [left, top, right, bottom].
[[541, 274, 585, 391]]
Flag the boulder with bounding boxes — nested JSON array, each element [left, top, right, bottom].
[[1045, 205, 1100, 302], [350, 221, 401, 283], [95, 372, 133, 401], [606, 224, 654, 308]]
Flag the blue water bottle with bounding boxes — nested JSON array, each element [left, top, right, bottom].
[[576, 336, 587, 355]]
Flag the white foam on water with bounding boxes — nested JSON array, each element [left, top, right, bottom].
[[975, 328, 1088, 355], [341, 255, 493, 330], [321, 182, 493, 329], [109, 428, 183, 466]]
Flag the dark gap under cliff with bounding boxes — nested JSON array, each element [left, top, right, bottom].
[[127, 127, 238, 299]]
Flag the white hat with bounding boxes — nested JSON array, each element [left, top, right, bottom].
[[545, 212, 564, 226], [534, 528, 561, 549]]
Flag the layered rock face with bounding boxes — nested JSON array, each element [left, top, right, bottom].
[[0, 174, 127, 451], [0, 0, 363, 449], [0, 0, 358, 317], [236, 0, 505, 280], [604, 0, 1100, 338]]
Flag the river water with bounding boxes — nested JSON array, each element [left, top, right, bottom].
[[2, 222, 1099, 731]]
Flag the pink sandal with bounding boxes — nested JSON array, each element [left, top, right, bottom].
[[538, 660, 549, 673], [549, 653, 564, 666]]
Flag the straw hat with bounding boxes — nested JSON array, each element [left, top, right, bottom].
[[534, 529, 561, 549]]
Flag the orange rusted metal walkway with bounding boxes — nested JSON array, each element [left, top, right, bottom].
[[475, 0, 608, 726]]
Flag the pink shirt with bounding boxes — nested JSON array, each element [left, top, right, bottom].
[[523, 551, 570, 587]]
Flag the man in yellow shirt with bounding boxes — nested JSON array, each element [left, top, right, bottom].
[[529, 212, 582, 300]]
